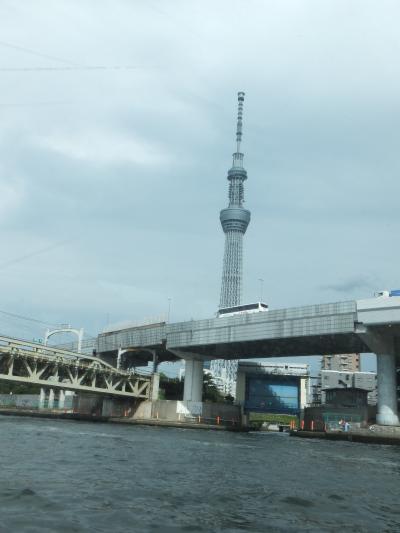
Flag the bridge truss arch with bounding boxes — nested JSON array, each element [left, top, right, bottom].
[[0, 336, 151, 399], [45, 326, 84, 354]]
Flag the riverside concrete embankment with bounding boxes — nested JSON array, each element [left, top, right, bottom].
[[291, 427, 400, 446], [0, 408, 109, 423], [0, 406, 249, 431]]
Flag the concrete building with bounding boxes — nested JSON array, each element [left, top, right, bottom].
[[320, 370, 377, 405], [325, 387, 369, 408], [208, 369, 236, 397], [235, 361, 309, 414], [304, 387, 375, 431], [322, 353, 360, 372]]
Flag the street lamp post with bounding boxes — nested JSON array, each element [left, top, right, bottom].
[[258, 278, 264, 303], [167, 298, 172, 323]]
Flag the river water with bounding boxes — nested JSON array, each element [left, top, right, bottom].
[[0, 416, 399, 532]]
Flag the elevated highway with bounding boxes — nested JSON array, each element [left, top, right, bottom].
[[98, 300, 367, 362], [97, 296, 400, 425]]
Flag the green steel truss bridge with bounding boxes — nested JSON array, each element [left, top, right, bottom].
[[0, 335, 151, 399]]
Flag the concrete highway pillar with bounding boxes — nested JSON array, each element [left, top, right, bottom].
[[151, 373, 160, 401], [117, 347, 123, 369], [358, 330, 399, 426], [183, 359, 204, 403], [39, 388, 46, 409], [376, 352, 399, 426], [48, 389, 55, 409], [151, 350, 159, 373], [59, 390, 65, 409]]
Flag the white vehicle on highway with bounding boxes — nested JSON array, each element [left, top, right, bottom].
[[217, 302, 268, 318]]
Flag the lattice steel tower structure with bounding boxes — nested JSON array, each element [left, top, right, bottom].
[[211, 92, 251, 394], [220, 91, 251, 308]]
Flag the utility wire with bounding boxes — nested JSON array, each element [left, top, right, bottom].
[[0, 101, 72, 107], [0, 309, 59, 327], [0, 40, 148, 73], [0, 236, 96, 336], [0, 66, 147, 72], [0, 40, 82, 66], [0, 310, 97, 339], [0, 240, 70, 271]]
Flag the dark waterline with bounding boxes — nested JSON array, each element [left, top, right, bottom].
[[0, 416, 399, 532]]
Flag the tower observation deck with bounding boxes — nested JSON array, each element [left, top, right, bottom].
[[211, 92, 251, 395]]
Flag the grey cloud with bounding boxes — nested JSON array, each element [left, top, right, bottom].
[[0, 0, 399, 341], [320, 276, 380, 294]]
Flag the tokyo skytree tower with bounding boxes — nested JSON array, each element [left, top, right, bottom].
[[219, 91, 251, 307], [210, 92, 251, 392]]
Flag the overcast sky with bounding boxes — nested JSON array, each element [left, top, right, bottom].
[[0, 1, 398, 372]]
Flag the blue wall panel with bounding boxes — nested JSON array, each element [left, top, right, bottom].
[[244, 375, 300, 414]]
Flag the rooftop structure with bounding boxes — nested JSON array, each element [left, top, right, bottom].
[[322, 353, 360, 372], [320, 370, 377, 405], [325, 387, 369, 408], [237, 361, 309, 377]]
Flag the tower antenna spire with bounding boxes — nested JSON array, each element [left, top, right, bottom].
[[236, 91, 245, 153]]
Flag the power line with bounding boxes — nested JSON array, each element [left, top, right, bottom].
[[0, 240, 70, 271], [0, 65, 147, 72], [0, 101, 72, 107], [0, 310, 97, 341], [0, 40, 150, 73], [0, 40, 81, 66], [0, 309, 58, 327]]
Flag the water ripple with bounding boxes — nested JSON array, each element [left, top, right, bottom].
[[0, 416, 399, 532]]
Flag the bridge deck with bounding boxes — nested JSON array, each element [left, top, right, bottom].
[[97, 300, 372, 360]]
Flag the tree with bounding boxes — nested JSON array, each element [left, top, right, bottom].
[[224, 394, 234, 404], [202, 372, 226, 403], [0, 382, 41, 394], [159, 372, 228, 403], [159, 374, 184, 400]]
